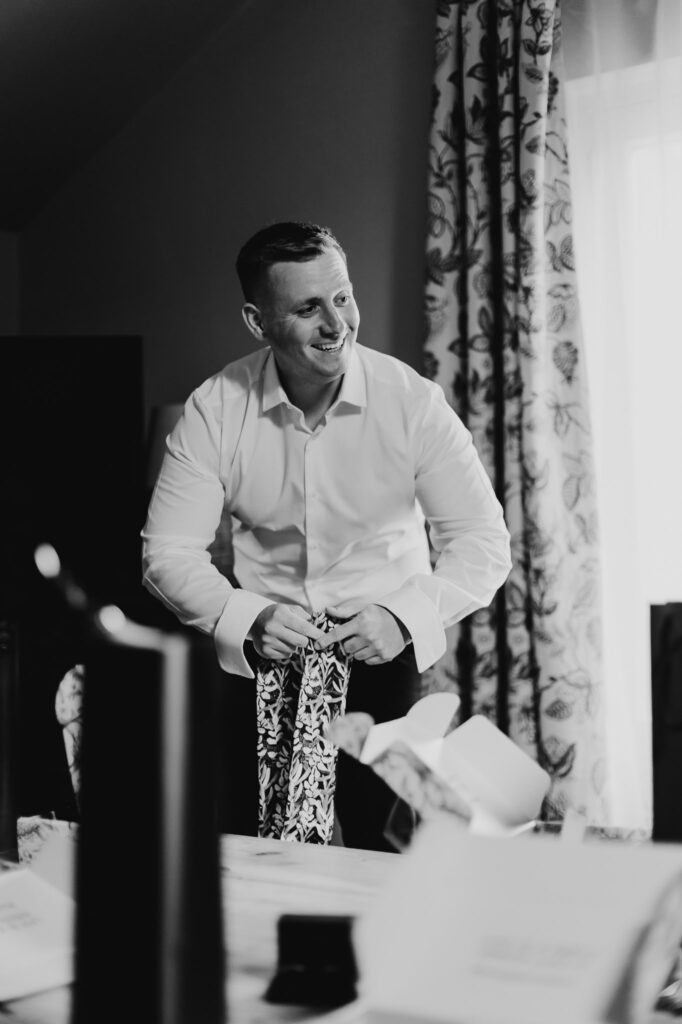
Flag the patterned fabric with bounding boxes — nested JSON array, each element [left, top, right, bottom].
[[256, 613, 352, 844], [422, 0, 607, 822], [54, 663, 84, 803], [17, 815, 79, 864]]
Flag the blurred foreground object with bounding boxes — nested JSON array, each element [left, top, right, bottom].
[[0, 855, 75, 1001], [0, 619, 19, 859], [357, 814, 682, 1024], [34, 545, 225, 1024], [73, 609, 225, 1024]]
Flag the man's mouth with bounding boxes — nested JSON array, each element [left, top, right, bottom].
[[312, 338, 345, 353]]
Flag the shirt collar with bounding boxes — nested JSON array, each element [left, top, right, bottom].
[[261, 350, 289, 413], [260, 345, 367, 414]]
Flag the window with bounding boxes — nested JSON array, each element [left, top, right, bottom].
[[567, 54, 682, 827]]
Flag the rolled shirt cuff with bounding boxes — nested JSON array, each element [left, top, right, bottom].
[[376, 585, 447, 673], [214, 589, 275, 678]]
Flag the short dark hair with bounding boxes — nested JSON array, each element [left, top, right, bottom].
[[236, 221, 346, 303]]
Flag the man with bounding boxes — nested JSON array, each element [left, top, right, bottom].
[[142, 221, 511, 851]]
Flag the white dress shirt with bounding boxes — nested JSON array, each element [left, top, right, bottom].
[[142, 344, 511, 678]]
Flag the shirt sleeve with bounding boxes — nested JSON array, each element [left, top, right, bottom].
[[377, 383, 512, 672], [141, 391, 272, 678]]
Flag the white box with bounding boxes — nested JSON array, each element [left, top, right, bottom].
[[328, 693, 551, 834]]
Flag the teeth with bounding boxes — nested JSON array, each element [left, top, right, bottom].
[[314, 340, 344, 352]]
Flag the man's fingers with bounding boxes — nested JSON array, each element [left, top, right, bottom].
[[354, 650, 385, 665], [316, 617, 358, 649], [252, 604, 328, 659], [326, 603, 359, 621], [277, 625, 318, 650], [277, 608, 328, 643], [256, 637, 295, 659], [264, 645, 291, 659], [258, 606, 397, 662], [343, 640, 373, 659], [288, 605, 315, 621]]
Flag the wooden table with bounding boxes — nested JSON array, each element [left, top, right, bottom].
[[0, 834, 395, 1024], [2, 831, 681, 1024], [224, 835, 395, 1022]]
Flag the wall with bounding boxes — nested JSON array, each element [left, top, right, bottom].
[[20, 0, 437, 426], [0, 231, 19, 333]]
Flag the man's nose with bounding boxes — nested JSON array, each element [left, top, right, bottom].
[[320, 307, 345, 337]]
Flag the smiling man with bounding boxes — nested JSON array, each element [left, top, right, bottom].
[[142, 221, 512, 851]]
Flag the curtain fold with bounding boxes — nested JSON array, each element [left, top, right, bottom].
[[422, 0, 606, 822]]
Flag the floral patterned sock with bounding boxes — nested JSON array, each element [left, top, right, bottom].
[[256, 613, 351, 844]]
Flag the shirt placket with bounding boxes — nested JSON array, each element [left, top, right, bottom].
[[303, 425, 325, 612]]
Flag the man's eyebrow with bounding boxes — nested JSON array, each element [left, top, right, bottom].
[[293, 283, 352, 307]]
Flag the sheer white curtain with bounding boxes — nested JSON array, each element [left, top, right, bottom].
[[564, 0, 682, 828]]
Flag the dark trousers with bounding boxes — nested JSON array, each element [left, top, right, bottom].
[[216, 644, 420, 853]]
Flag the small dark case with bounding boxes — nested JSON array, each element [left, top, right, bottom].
[[264, 913, 358, 1008]]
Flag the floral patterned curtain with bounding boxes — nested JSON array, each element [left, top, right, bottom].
[[422, 0, 607, 822]]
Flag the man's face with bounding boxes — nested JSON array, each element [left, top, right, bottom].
[[253, 246, 360, 391]]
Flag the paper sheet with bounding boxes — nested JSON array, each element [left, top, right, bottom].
[[0, 867, 75, 1001]]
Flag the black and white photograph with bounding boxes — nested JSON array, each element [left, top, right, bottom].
[[1, 1, 681, 1021]]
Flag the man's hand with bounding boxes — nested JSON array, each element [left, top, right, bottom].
[[250, 604, 328, 661], [317, 603, 408, 665]]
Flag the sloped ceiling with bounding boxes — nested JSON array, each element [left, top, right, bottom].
[[0, 0, 664, 234], [0, 0, 245, 231]]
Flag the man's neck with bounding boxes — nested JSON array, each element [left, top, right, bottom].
[[278, 371, 343, 430]]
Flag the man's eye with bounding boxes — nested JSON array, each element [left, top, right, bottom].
[[298, 304, 317, 316], [335, 294, 350, 306]]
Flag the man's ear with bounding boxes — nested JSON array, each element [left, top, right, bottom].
[[242, 303, 267, 342]]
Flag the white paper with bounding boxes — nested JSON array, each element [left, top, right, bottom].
[[0, 867, 75, 1001], [356, 815, 682, 1024]]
